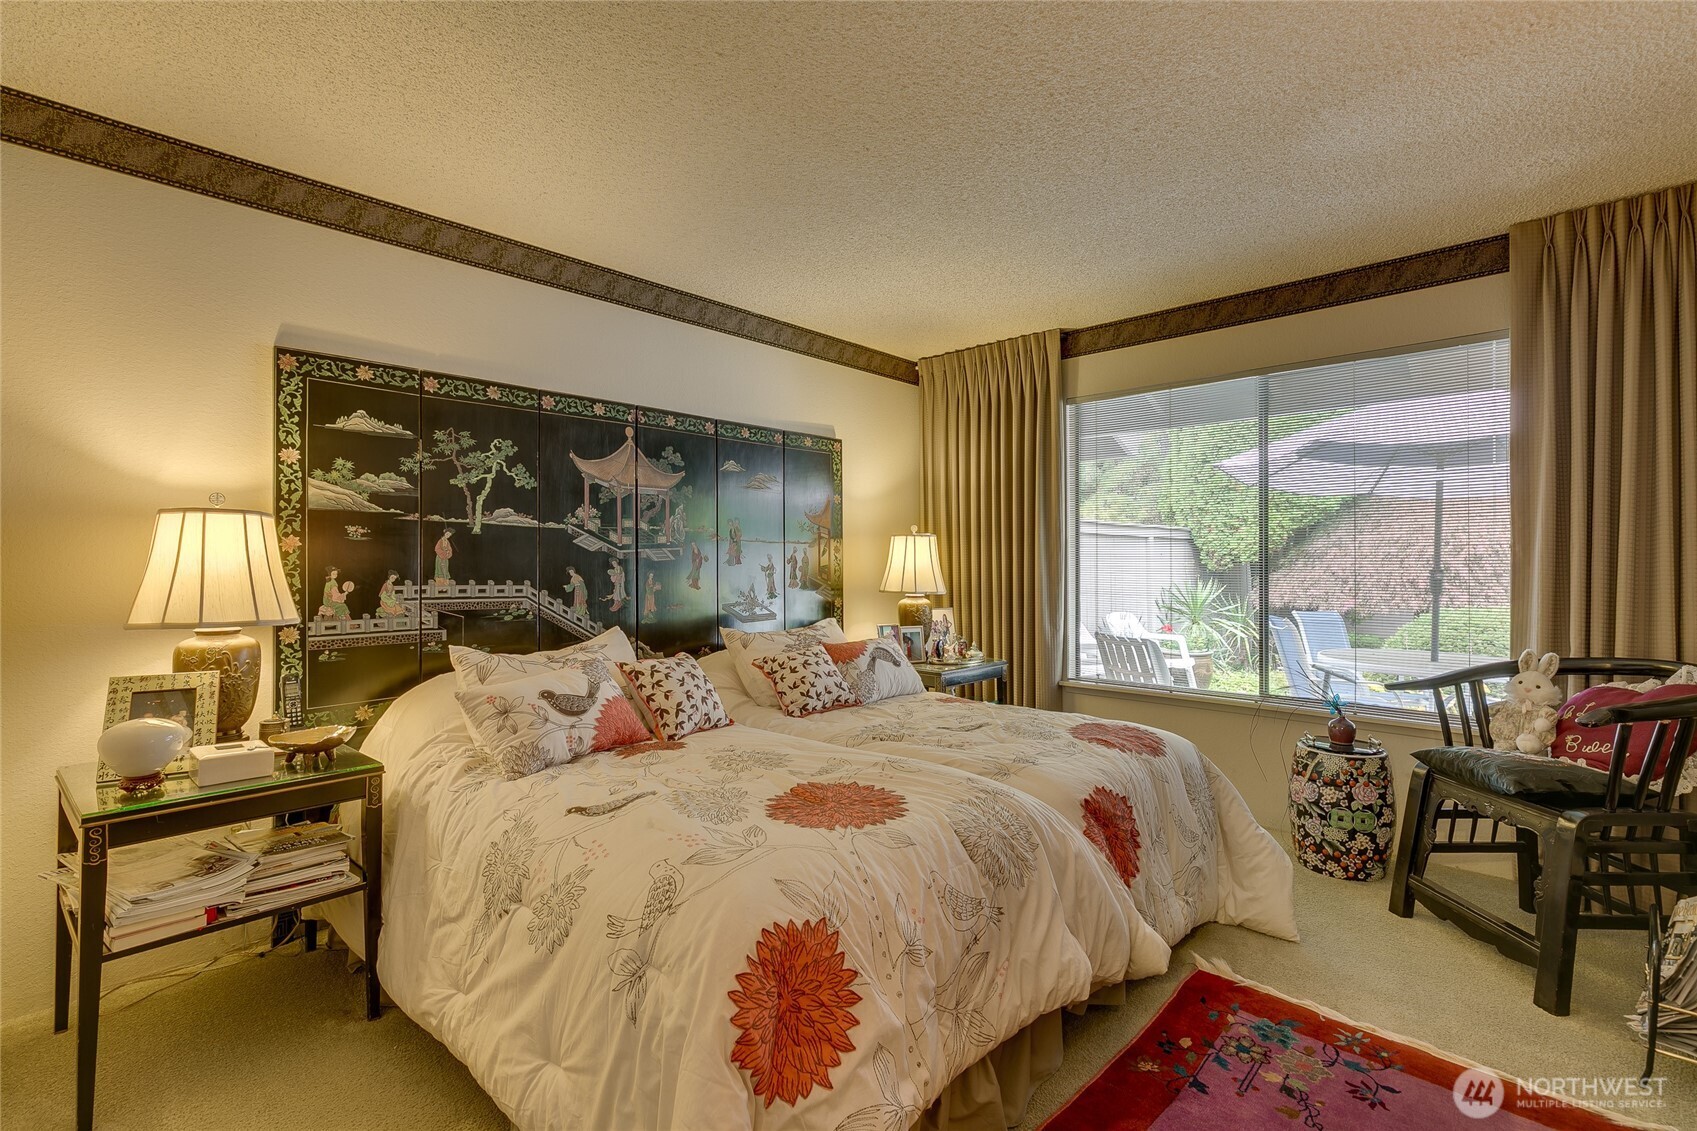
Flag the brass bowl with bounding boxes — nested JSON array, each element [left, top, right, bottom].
[[267, 725, 355, 760]]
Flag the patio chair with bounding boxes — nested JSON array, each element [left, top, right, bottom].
[[1268, 614, 1401, 707], [1095, 633, 1174, 686], [1386, 658, 1697, 1015], [1102, 611, 1198, 687], [1267, 615, 1327, 698], [1292, 609, 1418, 708]]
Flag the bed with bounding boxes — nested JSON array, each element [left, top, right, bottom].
[[698, 649, 1298, 948], [348, 671, 1174, 1131]]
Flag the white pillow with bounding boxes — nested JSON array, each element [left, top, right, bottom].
[[360, 673, 468, 769], [721, 619, 846, 708], [449, 626, 637, 688], [456, 652, 653, 778], [823, 638, 926, 704]]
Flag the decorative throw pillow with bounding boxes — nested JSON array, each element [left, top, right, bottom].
[[617, 654, 734, 740], [456, 653, 653, 779], [752, 646, 862, 717], [721, 618, 846, 708], [822, 638, 926, 704], [450, 626, 637, 688], [1553, 685, 1697, 775]]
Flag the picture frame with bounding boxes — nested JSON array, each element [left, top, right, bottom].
[[100, 672, 220, 781], [875, 623, 901, 644], [897, 625, 926, 663], [927, 606, 956, 656]]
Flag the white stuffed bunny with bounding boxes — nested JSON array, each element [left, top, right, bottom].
[[1489, 649, 1563, 756]]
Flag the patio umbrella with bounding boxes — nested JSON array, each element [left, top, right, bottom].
[[1214, 388, 1509, 661]]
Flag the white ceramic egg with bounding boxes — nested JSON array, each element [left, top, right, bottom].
[[97, 717, 191, 783]]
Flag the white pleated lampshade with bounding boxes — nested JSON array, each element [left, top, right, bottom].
[[126, 508, 300, 628], [879, 525, 947, 595]]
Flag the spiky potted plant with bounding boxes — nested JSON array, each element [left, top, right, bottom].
[[1156, 580, 1255, 685]]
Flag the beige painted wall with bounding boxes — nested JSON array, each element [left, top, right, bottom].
[[1062, 274, 1512, 829], [0, 147, 921, 1018]]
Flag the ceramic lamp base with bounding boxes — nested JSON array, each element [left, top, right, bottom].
[[173, 627, 261, 740], [896, 594, 933, 629]]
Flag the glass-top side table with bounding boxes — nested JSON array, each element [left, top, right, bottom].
[[911, 658, 1009, 702], [54, 750, 384, 1131]]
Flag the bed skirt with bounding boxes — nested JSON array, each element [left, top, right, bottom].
[[922, 982, 1129, 1131]]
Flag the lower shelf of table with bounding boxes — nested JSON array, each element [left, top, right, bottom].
[[59, 866, 369, 962]]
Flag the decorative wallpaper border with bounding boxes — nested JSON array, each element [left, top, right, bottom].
[[1, 85, 920, 385], [1061, 236, 1509, 358]]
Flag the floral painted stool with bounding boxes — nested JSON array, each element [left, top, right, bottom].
[[1288, 735, 1396, 881]]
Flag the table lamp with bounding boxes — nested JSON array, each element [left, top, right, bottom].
[[880, 525, 946, 628], [126, 502, 300, 740]]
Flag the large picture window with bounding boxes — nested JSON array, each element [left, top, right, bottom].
[[1066, 335, 1510, 710]]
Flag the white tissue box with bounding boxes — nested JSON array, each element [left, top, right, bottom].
[[189, 740, 276, 786]]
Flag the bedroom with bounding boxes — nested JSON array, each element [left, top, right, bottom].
[[2, 3, 1694, 1129]]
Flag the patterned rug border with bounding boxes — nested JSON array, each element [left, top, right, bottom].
[[1036, 954, 1676, 1131]]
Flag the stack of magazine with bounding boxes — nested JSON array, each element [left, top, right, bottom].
[[224, 821, 355, 915], [1631, 895, 1697, 1058], [45, 822, 356, 952], [46, 838, 256, 951]]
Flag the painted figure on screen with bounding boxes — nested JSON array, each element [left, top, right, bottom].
[[605, 559, 627, 612], [726, 517, 743, 565], [687, 543, 705, 590], [643, 573, 661, 622], [378, 571, 407, 618], [319, 568, 354, 621], [433, 528, 454, 585]]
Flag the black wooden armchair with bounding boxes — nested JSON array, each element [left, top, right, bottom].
[[1386, 658, 1697, 1015]]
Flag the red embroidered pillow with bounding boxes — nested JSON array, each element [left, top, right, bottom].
[[753, 646, 862, 717], [1553, 685, 1697, 775], [617, 654, 734, 739]]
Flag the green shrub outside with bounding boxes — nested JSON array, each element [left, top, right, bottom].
[[1384, 607, 1511, 656]]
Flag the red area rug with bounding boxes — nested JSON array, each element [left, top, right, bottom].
[[1038, 962, 1671, 1130]]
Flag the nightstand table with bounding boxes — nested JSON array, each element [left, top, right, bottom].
[[54, 750, 384, 1131], [912, 658, 1009, 702]]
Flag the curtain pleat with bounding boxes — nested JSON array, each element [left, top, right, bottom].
[[1509, 183, 1695, 660], [918, 330, 1062, 708]]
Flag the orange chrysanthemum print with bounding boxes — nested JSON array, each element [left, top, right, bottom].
[[594, 695, 654, 750], [728, 917, 863, 1107], [821, 640, 868, 664], [1070, 721, 1166, 757], [1081, 786, 1142, 887], [766, 781, 907, 830]]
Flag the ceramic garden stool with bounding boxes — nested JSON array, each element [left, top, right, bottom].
[[1288, 735, 1396, 881]]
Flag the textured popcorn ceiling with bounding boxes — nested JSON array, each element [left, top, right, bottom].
[[4, 2, 1695, 361]]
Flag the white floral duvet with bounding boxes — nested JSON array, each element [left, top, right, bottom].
[[366, 685, 1169, 1131], [707, 668, 1297, 947]]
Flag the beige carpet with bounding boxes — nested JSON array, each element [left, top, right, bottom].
[[3, 862, 1690, 1130]]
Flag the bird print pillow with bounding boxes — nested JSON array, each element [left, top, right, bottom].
[[448, 626, 637, 689], [751, 645, 862, 717], [822, 638, 926, 704], [617, 654, 734, 740], [720, 618, 847, 708], [456, 652, 653, 779]]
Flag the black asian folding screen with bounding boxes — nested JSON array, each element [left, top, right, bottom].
[[274, 348, 842, 730]]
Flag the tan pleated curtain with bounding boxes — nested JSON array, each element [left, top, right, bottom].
[[1509, 183, 1696, 661], [918, 329, 1062, 709]]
